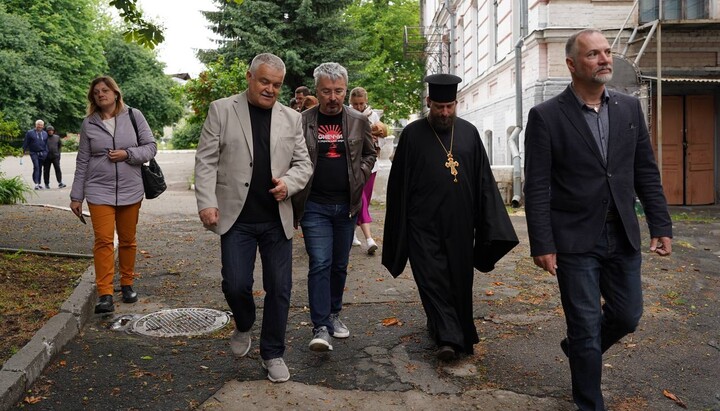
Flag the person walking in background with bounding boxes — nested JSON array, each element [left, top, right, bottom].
[[42, 126, 66, 189], [292, 62, 376, 352], [194, 53, 312, 383], [301, 95, 318, 111], [70, 76, 157, 314], [382, 74, 518, 361], [22, 119, 48, 190], [348, 86, 387, 254], [523, 29, 673, 411], [294, 86, 311, 112]]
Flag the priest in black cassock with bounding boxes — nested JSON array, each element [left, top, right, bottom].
[[382, 74, 519, 360]]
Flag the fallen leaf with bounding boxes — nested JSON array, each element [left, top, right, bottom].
[[24, 396, 43, 404], [662, 389, 687, 408], [59, 360, 67, 366], [141, 355, 153, 360], [140, 250, 149, 254], [493, 282, 505, 286], [382, 317, 401, 326], [111, 387, 121, 396], [485, 290, 495, 296], [252, 290, 265, 297], [40, 246, 50, 250]]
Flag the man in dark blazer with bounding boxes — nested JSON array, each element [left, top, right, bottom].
[[524, 29, 673, 411], [195, 53, 312, 383], [22, 119, 49, 190]]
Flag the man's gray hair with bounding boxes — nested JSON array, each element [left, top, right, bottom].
[[565, 29, 605, 59], [249, 53, 286, 75], [35, 119, 44, 126], [313, 62, 348, 87]]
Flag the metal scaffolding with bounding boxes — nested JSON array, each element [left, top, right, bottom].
[[404, 25, 450, 74]]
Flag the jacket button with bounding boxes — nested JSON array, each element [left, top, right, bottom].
[[244, 183, 249, 187], [249, 162, 253, 167], [607, 173, 612, 178]]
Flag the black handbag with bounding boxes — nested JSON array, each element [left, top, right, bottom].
[[128, 108, 166, 199]]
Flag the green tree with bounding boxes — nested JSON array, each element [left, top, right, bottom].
[[173, 57, 248, 149], [0, 4, 63, 133], [345, 0, 425, 123], [1, 0, 107, 133], [199, 0, 359, 98], [105, 34, 184, 135]]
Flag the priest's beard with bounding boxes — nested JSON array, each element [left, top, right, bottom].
[[428, 111, 456, 133]]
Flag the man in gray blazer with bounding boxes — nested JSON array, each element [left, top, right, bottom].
[[524, 29, 672, 410], [194, 53, 312, 383]]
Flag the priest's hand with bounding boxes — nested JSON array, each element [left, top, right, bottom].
[[533, 254, 557, 276]]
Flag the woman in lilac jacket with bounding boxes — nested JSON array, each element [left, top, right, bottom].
[[70, 76, 157, 314]]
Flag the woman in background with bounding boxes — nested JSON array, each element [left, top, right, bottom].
[[70, 76, 157, 313]]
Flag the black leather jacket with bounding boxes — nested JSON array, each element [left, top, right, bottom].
[[292, 105, 377, 224]]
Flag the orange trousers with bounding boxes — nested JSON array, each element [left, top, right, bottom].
[[88, 202, 142, 296]]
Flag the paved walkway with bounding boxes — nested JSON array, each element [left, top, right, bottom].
[[1, 152, 719, 411]]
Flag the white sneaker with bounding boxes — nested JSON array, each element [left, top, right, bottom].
[[230, 329, 251, 357], [262, 357, 290, 383], [352, 233, 361, 246], [366, 238, 378, 255]]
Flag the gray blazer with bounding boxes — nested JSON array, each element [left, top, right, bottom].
[[194, 92, 312, 239]]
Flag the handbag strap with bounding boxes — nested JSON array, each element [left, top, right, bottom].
[[128, 107, 140, 145]]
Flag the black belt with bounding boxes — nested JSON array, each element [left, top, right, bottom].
[[606, 210, 620, 222]]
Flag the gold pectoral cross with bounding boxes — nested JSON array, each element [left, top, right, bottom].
[[445, 153, 459, 183]]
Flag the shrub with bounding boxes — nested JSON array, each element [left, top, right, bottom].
[[62, 134, 80, 152], [172, 120, 202, 149], [0, 173, 32, 205], [0, 142, 22, 158]]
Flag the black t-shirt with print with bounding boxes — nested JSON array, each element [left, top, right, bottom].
[[309, 111, 349, 204]]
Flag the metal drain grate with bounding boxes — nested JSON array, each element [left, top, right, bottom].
[[132, 308, 230, 337]]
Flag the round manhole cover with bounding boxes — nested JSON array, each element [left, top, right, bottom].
[[132, 308, 230, 337]]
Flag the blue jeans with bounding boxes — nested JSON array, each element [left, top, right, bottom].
[[300, 200, 356, 333], [220, 220, 291, 360], [556, 221, 643, 411]]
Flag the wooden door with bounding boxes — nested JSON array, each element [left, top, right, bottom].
[[685, 95, 715, 205], [652, 96, 684, 205]]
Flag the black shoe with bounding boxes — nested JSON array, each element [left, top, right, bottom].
[[95, 295, 114, 313], [436, 345, 456, 361], [560, 337, 569, 357], [58, 183, 66, 188], [121, 285, 138, 303]]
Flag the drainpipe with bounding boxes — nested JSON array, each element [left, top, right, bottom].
[[507, 36, 525, 208], [445, 0, 456, 74], [508, 126, 522, 207]]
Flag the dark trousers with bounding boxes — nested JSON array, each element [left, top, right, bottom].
[[43, 155, 62, 186], [30, 152, 45, 184], [556, 221, 643, 411], [220, 220, 292, 360], [300, 200, 356, 333]]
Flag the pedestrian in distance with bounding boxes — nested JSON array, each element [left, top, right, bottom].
[[22, 119, 48, 190], [42, 126, 66, 189], [70, 76, 158, 314], [523, 28, 673, 411], [382, 73, 518, 361], [295, 86, 311, 112], [292, 62, 377, 353], [194, 53, 313, 383], [301, 95, 319, 112], [348, 86, 388, 255]]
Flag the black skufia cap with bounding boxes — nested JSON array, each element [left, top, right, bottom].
[[424, 73, 462, 103]]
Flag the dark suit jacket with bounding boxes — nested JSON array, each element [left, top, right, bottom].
[[524, 86, 672, 256]]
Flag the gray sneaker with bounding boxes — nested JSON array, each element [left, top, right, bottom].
[[309, 326, 333, 351], [330, 313, 350, 338], [230, 329, 251, 357], [262, 357, 290, 383]]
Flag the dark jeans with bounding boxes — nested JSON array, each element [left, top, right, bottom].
[[300, 200, 356, 333], [43, 155, 62, 186], [556, 221, 643, 411], [30, 152, 45, 184], [220, 220, 291, 360]]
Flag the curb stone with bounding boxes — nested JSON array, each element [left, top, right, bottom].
[[0, 265, 96, 411]]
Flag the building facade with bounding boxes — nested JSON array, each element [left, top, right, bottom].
[[420, 0, 720, 205]]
